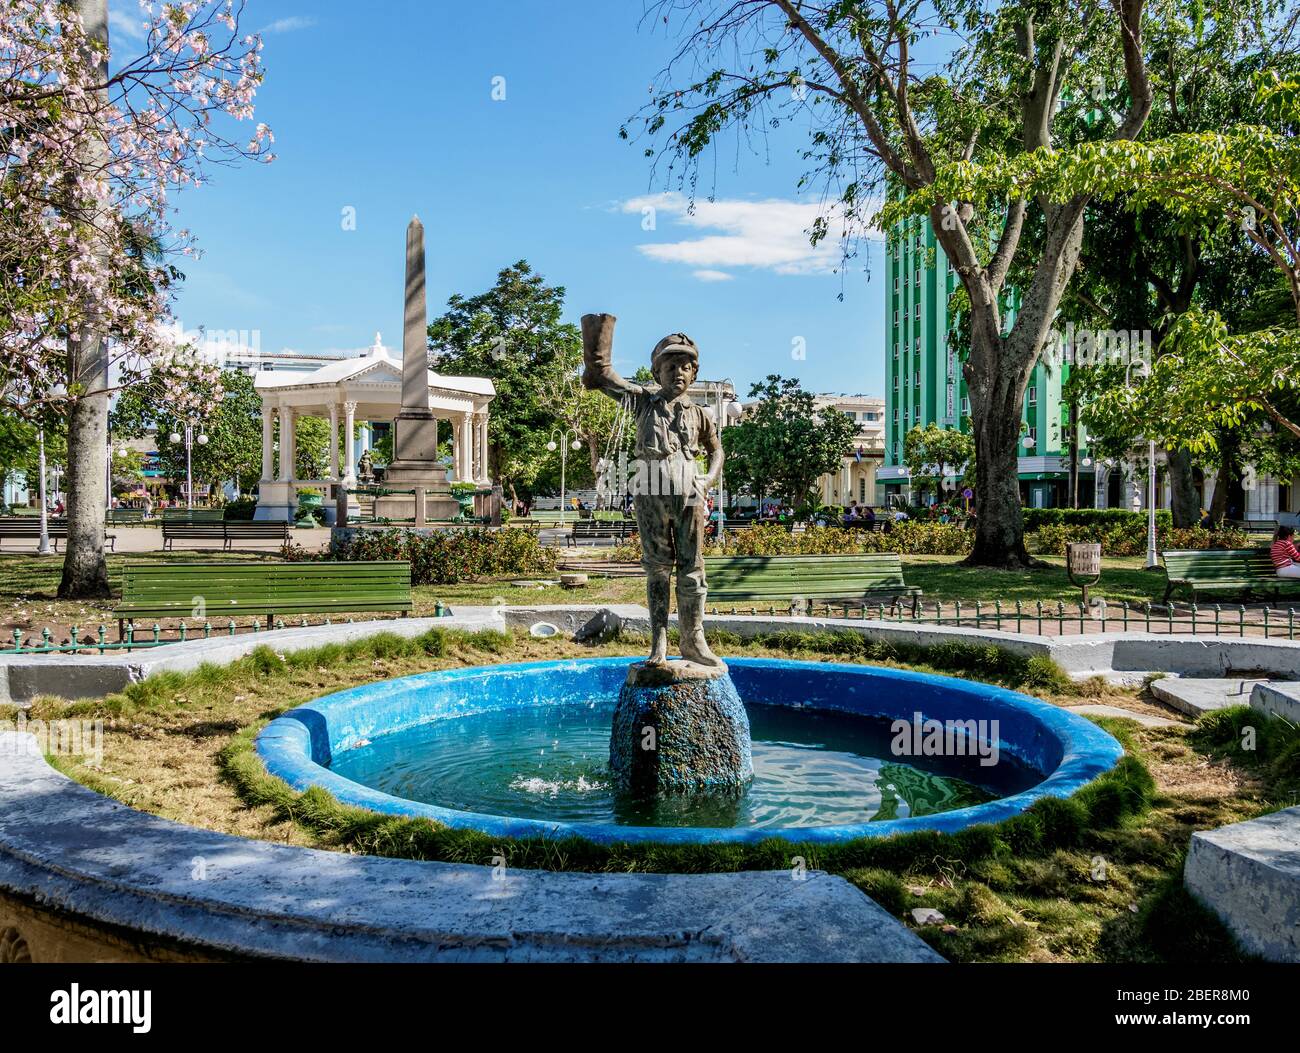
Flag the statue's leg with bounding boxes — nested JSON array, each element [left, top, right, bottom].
[[675, 484, 723, 670], [636, 494, 672, 665]]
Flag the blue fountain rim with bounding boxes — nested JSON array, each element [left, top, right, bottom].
[[255, 656, 1125, 845]]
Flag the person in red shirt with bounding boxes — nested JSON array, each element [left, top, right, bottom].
[[1270, 526, 1300, 578]]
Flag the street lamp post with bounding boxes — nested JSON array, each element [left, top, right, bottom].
[[168, 420, 209, 510], [546, 428, 583, 526], [37, 428, 50, 556], [105, 438, 131, 511], [1124, 361, 1159, 569], [706, 381, 742, 541]]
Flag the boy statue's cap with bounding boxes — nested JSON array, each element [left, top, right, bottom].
[[651, 332, 699, 372]]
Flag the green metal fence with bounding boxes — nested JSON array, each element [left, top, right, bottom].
[[709, 598, 1300, 640], [4, 606, 452, 655]]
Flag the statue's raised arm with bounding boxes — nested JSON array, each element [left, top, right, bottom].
[[581, 313, 641, 399]]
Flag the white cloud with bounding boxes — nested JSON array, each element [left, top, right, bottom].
[[108, 6, 148, 43], [260, 16, 317, 34], [623, 191, 875, 278], [692, 269, 734, 282]]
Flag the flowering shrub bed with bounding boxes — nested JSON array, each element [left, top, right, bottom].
[[611, 523, 973, 560], [298, 528, 558, 585], [1028, 523, 1249, 556]]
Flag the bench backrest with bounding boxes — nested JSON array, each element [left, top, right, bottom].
[[161, 508, 224, 523], [1161, 549, 1259, 582], [704, 553, 909, 600], [116, 560, 412, 618], [0, 518, 68, 534]]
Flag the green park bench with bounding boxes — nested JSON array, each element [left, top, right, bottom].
[[113, 560, 412, 635], [162, 519, 292, 551], [567, 519, 638, 546], [704, 553, 922, 613], [1161, 547, 1300, 603], [106, 508, 145, 525], [0, 518, 115, 552], [161, 508, 224, 523]]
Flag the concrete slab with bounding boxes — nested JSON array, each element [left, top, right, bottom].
[[1065, 703, 1184, 728], [1184, 805, 1300, 962], [0, 732, 943, 963], [1150, 677, 1267, 718], [1250, 681, 1300, 725]]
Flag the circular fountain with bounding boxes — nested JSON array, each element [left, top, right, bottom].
[[257, 656, 1124, 845]]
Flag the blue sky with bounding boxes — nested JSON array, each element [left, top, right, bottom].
[[112, 0, 889, 397]]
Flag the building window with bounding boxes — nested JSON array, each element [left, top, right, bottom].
[[893, 407, 899, 422], [893, 344, 899, 359], [893, 310, 899, 325], [1026, 426, 1037, 446], [913, 302, 921, 320], [961, 396, 970, 415], [1027, 387, 1038, 406], [915, 267, 921, 285], [893, 375, 899, 390], [894, 276, 899, 292], [914, 370, 921, 386], [859, 478, 866, 503]]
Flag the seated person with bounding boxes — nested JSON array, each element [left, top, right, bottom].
[[1271, 525, 1300, 578], [862, 505, 877, 524]]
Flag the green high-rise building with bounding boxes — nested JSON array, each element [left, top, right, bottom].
[[880, 213, 1081, 508]]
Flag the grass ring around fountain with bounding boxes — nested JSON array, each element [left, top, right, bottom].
[[255, 656, 1124, 845]]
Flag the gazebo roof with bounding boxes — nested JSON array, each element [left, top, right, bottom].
[[253, 336, 494, 399]]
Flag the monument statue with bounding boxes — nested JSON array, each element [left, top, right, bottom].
[[373, 216, 460, 525], [581, 313, 752, 796], [357, 449, 374, 484]]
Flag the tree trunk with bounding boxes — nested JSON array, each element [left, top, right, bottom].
[[960, 292, 1046, 568], [58, 0, 111, 600], [1167, 448, 1200, 527], [1208, 432, 1238, 526], [966, 363, 1035, 567]]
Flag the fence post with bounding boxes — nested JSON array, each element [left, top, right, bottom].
[[1238, 605, 1245, 637]]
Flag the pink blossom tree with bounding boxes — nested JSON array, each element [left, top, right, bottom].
[[0, 0, 272, 595]]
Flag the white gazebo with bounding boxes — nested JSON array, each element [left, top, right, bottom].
[[252, 334, 495, 523]]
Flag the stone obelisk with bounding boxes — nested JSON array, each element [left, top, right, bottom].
[[374, 216, 460, 525]]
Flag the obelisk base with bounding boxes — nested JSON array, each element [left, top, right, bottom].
[[609, 664, 753, 796]]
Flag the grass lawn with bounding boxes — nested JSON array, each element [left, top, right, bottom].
[[16, 625, 1291, 963], [0, 549, 1170, 640]]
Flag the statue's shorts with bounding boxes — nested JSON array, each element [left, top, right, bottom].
[[633, 461, 708, 599]]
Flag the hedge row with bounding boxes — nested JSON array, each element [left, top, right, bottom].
[[1030, 523, 1249, 557], [305, 527, 558, 585], [1022, 508, 1173, 531]]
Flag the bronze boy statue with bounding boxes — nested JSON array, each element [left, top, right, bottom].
[[581, 313, 724, 675]]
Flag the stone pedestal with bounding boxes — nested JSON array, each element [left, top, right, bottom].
[[374, 410, 461, 521], [608, 663, 752, 796]]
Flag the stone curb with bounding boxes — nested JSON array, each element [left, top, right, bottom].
[[5, 607, 1300, 703], [1184, 805, 1300, 963], [0, 732, 943, 963]]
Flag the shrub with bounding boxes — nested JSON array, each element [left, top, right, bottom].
[[1022, 508, 1173, 531], [613, 522, 972, 560], [221, 496, 258, 520], [321, 527, 557, 585], [1029, 522, 1249, 556]]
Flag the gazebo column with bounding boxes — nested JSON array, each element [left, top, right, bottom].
[[343, 401, 357, 483], [260, 403, 274, 482], [276, 405, 291, 483], [329, 403, 340, 480], [280, 407, 296, 484], [475, 412, 489, 483], [458, 412, 472, 481]]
